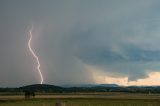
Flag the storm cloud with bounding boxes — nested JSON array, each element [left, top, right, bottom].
[[1, 0, 160, 87]]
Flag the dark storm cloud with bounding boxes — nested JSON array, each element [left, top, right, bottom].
[[1, 0, 160, 86]]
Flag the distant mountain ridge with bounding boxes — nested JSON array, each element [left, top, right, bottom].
[[61, 84, 119, 88], [1, 84, 160, 93], [17, 84, 120, 92], [97, 84, 119, 87]]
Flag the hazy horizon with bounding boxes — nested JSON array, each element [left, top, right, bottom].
[[1, 0, 160, 87]]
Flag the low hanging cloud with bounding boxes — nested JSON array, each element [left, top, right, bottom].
[[70, 23, 160, 81]]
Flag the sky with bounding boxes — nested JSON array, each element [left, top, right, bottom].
[[1, 0, 160, 87]]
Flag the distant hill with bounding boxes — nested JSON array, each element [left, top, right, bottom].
[[19, 84, 64, 92], [1, 84, 160, 93], [20, 84, 62, 89], [61, 84, 119, 88], [18, 84, 119, 92], [61, 84, 96, 88], [97, 84, 119, 87]]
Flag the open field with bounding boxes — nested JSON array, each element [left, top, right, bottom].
[[1, 93, 160, 106]]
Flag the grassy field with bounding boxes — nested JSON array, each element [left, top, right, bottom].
[[0, 93, 160, 106]]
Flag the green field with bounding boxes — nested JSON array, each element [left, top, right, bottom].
[[1, 93, 160, 106]]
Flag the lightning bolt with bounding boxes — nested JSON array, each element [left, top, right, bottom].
[[28, 26, 44, 84]]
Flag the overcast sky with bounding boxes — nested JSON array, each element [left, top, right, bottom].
[[1, 0, 160, 87]]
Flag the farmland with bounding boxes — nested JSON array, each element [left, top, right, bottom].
[[1, 93, 160, 106]]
